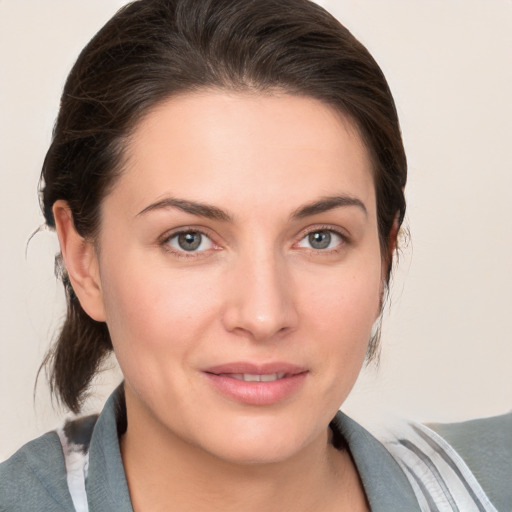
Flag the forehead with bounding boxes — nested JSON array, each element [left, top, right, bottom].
[[114, 90, 375, 218]]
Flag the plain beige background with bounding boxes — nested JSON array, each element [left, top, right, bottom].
[[1, 0, 511, 460]]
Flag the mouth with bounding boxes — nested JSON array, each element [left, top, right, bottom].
[[202, 362, 308, 405]]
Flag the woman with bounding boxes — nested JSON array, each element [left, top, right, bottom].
[[0, 1, 508, 510]]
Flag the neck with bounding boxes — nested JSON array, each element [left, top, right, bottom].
[[120, 392, 368, 512]]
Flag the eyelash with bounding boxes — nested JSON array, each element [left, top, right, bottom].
[[159, 225, 349, 259]]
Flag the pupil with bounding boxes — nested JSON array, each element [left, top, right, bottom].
[[178, 232, 201, 251], [309, 231, 331, 249]]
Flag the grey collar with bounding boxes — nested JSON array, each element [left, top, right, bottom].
[[331, 412, 420, 511]]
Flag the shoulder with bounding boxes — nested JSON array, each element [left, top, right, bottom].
[[368, 413, 505, 511], [0, 414, 98, 512], [0, 431, 71, 511], [429, 411, 512, 512]]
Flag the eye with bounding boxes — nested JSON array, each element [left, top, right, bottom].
[[166, 231, 214, 253], [297, 229, 344, 250]]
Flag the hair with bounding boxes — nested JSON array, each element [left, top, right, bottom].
[[39, 0, 407, 413]]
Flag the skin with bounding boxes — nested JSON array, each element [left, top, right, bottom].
[[54, 91, 385, 511]]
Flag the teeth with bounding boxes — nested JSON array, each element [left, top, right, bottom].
[[227, 373, 286, 382], [260, 373, 285, 382], [243, 373, 261, 382]]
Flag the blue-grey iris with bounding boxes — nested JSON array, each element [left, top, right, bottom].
[[178, 232, 202, 251], [308, 231, 331, 249]]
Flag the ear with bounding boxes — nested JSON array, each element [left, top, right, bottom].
[[379, 214, 400, 305], [387, 214, 400, 259], [53, 200, 106, 322]]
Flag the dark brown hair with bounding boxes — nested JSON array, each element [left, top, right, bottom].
[[40, 0, 407, 413]]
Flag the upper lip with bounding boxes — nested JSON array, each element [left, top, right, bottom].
[[203, 362, 307, 376]]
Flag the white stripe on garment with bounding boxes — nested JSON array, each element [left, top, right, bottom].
[[57, 426, 90, 512], [378, 421, 498, 512]]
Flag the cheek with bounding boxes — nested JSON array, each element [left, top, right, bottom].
[[99, 256, 222, 365], [304, 260, 382, 331], [299, 255, 383, 375]]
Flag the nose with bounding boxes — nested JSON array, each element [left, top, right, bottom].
[[221, 250, 298, 341]]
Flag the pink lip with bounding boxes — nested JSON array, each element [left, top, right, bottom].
[[202, 361, 308, 406]]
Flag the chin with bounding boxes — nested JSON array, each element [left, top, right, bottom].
[[195, 413, 324, 466], [210, 438, 307, 466]]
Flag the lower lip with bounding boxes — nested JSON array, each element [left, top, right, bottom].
[[203, 372, 308, 405]]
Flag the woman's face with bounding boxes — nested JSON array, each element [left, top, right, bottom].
[[93, 91, 383, 464]]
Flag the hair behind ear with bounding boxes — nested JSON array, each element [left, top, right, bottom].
[[39, 266, 112, 413]]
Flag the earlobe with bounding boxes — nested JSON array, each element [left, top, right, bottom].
[[53, 200, 106, 322]]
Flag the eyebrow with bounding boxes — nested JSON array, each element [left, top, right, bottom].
[[137, 197, 232, 221], [137, 194, 367, 222], [290, 195, 367, 220]]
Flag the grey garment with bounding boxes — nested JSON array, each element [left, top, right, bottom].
[[331, 413, 421, 511], [0, 389, 132, 512], [0, 431, 75, 512], [0, 385, 505, 512], [429, 413, 512, 512], [85, 389, 133, 512]]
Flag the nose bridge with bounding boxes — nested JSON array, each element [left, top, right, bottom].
[[222, 241, 297, 340]]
